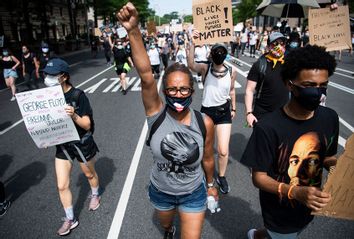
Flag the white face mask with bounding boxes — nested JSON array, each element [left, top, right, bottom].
[[42, 48, 49, 53], [44, 75, 60, 87]]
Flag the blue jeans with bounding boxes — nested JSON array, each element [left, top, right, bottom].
[[148, 182, 207, 213]]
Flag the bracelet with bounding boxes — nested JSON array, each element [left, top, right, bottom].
[[246, 112, 253, 116], [207, 179, 215, 188], [288, 185, 296, 200], [278, 183, 284, 201]]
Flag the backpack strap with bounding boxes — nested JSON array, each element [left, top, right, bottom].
[[256, 55, 267, 99], [70, 88, 83, 110], [193, 110, 206, 144], [204, 62, 212, 81], [146, 107, 167, 146]]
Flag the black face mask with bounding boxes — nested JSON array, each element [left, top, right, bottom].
[[291, 84, 327, 111], [165, 95, 192, 112], [211, 52, 226, 65]]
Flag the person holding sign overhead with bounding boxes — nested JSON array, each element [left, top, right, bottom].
[[117, 3, 218, 239], [241, 45, 338, 239], [41, 58, 101, 236], [188, 30, 237, 194]]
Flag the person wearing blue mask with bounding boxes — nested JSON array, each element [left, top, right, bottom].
[[1, 48, 20, 101], [242, 45, 338, 239], [42, 58, 101, 236], [118, 3, 218, 238], [36, 43, 51, 83], [148, 43, 161, 78]]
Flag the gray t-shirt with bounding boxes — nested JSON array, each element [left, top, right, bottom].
[[147, 108, 205, 195]]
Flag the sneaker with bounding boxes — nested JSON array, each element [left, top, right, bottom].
[[216, 175, 230, 194], [164, 226, 176, 239], [0, 200, 11, 217], [88, 194, 101, 211], [247, 229, 256, 239], [122, 89, 127, 95], [57, 217, 79, 236], [10, 96, 16, 101]]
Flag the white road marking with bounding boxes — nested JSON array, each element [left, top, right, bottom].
[[336, 67, 354, 74], [339, 116, 354, 133], [69, 61, 82, 67], [84, 78, 108, 93], [334, 71, 354, 79], [338, 136, 346, 147], [77, 65, 114, 88], [130, 77, 141, 91], [107, 71, 164, 239], [0, 119, 24, 135], [103, 78, 121, 93], [0, 66, 114, 134], [328, 82, 354, 95]]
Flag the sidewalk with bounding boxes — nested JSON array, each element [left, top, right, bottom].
[[0, 47, 91, 91]]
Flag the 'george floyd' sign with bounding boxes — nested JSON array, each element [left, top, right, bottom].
[[192, 0, 233, 45], [16, 86, 80, 148]]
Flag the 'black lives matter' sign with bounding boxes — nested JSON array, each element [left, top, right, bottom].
[[193, 0, 233, 45]]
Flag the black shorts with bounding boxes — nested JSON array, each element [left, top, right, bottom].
[[151, 65, 160, 74], [201, 101, 232, 125], [115, 64, 128, 75], [55, 137, 99, 163]]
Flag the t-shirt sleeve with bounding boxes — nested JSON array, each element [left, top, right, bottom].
[[241, 124, 276, 172], [326, 109, 339, 157], [147, 107, 165, 129], [247, 60, 260, 82], [76, 92, 92, 117]]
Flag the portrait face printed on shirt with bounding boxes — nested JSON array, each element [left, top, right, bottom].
[[288, 132, 322, 186]]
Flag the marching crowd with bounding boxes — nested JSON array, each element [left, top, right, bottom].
[[0, 1, 349, 239]]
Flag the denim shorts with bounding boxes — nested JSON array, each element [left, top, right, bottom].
[[148, 182, 207, 213], [201, 100, 232, 125], [3, 69, 18, 79]]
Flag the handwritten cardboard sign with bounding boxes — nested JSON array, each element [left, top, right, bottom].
[[309, 5, 351, 51], [16, 86, 80, 148], [94, 28, 102, 37], [147, 20, 156, 35], [117, 27, 127, 38], [313, 133, 354, 220], [192, 0, 233, 45]]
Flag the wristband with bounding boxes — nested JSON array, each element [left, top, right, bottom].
[[207, 179, 215, 188], [288, 185, 296, 199], [246, 112, 253, 116]]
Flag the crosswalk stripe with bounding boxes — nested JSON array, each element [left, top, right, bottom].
[[84, 78, 108, 93], [103, 78, 121, 93]]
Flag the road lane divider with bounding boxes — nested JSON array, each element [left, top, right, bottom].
[[328, 82, 354, 95], [107, 71, 164, 239]]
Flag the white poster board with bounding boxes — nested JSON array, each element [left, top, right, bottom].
[[16, 86, 80, 148], [117, 27, 128, 38]]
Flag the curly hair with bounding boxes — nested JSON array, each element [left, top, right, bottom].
[[162, 63, 194, 90], [281, 45, 336, 83]]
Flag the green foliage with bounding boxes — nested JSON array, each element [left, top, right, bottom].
[[234, 0, 262, 23], [184, 15, 193, 23]]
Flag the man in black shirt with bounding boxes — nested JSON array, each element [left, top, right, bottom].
[[242, 45, 338, 239], [244, 32, 289, 127]]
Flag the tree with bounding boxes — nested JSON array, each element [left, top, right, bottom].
[[183, 15, 193, 23], [234, 0, 262, 24]]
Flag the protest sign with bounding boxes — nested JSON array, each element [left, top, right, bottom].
[[192, 0, 233, 45], [94, 28, 102, 37], [309, 5, 351, 52], [170, 24, 183, 33], [312, 133, 354, 220], [117, 27, 128, 38], [16, 86, 80, 148], [147, 21, 156, 35]]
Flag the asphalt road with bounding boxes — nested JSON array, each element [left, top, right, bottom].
[[0, 48, 353, 239]]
